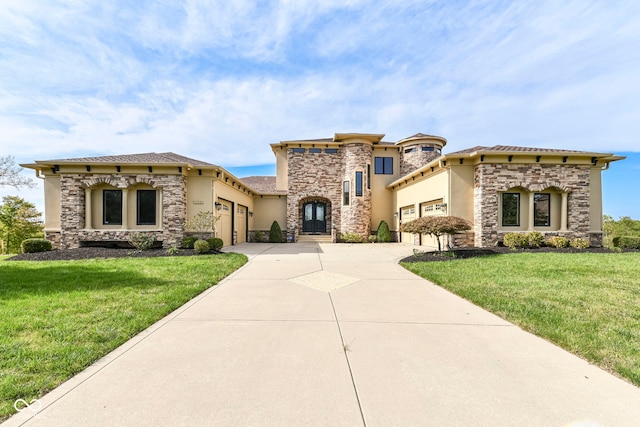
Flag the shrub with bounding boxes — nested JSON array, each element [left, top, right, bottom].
[[367, 235, 378, 243], [21, 238, 52, 253], [546, 236, 569, 248], [193, 239, 210, 254], [254, 230, 264, 243], [503, 233, 528, 249], [206, 237, 224, 250], [526, 231, 544, 248], [612, 236, 640, 249], [128, 232, 156, 250], [269, 221, 283, 243], [340, 232, 363, 243], [166, 245, 180, 255], [181, 236, 198, 249], [570, 238, 591, 249], [376, 220, 392, 243]]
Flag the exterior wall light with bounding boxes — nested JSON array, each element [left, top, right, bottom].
[[215, 202, 222, 210]]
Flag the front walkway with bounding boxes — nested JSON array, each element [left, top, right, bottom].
[[5, 243, 640, 426]]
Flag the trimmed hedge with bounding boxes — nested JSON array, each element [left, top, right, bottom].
[[503, 233, 528, 249], [376, 220, 392, 243], [269, 221, 283, 243], [546, 236, 569, 248], [181, 236, 198, 249], [193, 239, 210, 254], [613, 236, 640, 249], [21, 238, 52, 253], [206, 237, 224, 250]]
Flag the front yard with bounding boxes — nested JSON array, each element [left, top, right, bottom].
[[0, 253, 247, 421], [402, 252, 640, 386]]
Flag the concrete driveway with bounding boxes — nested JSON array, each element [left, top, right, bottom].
[[5, 242, 640, 426]]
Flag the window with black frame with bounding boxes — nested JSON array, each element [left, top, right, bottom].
[[343, 181, 350, 205], [502, 193, 520, 226], [137, 190, 157, 225], [374, 157, 393, 174], [534, 193, 551, 226], [103, 189, 123, 225]]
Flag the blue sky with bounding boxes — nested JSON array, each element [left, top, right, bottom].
[[1, 1, 639, 218]]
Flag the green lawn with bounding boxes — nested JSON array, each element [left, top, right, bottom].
[[0, 253, 247, 421], [402, 252, 640, 386]]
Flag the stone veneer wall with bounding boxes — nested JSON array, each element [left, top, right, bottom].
[[474, 163, 592, 247], [399, 145, 441, 176], [286, 149, 344, 240], [341, 143, 373, 236], [57, 173, 186, 249]]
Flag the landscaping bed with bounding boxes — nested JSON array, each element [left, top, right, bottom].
[[401, 246, 626, 263], [6, 247, 219, 261]]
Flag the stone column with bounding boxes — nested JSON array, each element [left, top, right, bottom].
[[560, 192, 568, 231], [122, 189, 129, 229], [528, 192, 535, 230], [85, 188, 92, 229]]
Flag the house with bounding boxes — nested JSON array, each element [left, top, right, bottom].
[[22, 132, 623, 250]]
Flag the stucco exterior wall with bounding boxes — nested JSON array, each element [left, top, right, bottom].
[[371, 146, 399, 233], [253, 197, 287, 231], [43, 175, 61, 231]]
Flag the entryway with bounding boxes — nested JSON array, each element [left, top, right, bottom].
[[302, 201, 327, 234]]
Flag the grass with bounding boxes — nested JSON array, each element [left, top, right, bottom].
[[0, 253, 247, 421], [402, 252, 640, 386]]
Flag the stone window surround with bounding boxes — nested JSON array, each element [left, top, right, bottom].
[[85, 186, 163, 231], [498, 187, 569, 232]]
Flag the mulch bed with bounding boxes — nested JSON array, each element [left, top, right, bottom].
[[401, 246, 630, 263], [5, 247, 220, 261]]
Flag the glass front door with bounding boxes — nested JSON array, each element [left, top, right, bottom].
[[302, 202, 327, 233]]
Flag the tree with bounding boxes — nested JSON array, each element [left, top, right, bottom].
[[269, 221, 283, 243], [0, 156, 35, 189], [376, 220, 392, 242], [185, 211, 220, 236], [400, 215, 471, 251], [603, 215, 640, 248], [0, 196, 43, 254]]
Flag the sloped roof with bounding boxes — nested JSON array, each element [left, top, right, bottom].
[[447, 145, 596, 156], [240, 176, 284, 194], [36, 152, 215, 167]]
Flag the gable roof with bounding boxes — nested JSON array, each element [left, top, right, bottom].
[[34, 152, 215, 167]]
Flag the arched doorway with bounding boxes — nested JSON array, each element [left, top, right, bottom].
[[302, 201, 327, 234]]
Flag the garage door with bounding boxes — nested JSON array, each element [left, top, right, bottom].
[[236, 205, 247, 244], [400, 205, 416, 244], [218, 199, 232, 247]]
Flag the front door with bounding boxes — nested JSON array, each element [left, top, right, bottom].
[[302, 202, 327, 233]]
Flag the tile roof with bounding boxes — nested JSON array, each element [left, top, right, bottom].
[[38, 152, 215, 166], [240, 176, 284, 194]]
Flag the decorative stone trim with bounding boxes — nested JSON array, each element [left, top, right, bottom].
[[474, 163, 593, 247], [57, 173, 186, 249]]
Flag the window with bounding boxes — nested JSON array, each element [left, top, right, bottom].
[[137, 190, 156, 225], [367, 164, 371, 189], [404, 147, 416, 153], [502, 193, 520, 226], [534, 193, 551, 226], [343, 181, 350, 205], [422, 146, 434, 152], [309, 148, 321, 153], [374, 157, 393, 174], [292, 148, 305, 153], [325, 148, 338, 154], [103, 190, 122, 225], [355, 171, 363, 197]]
